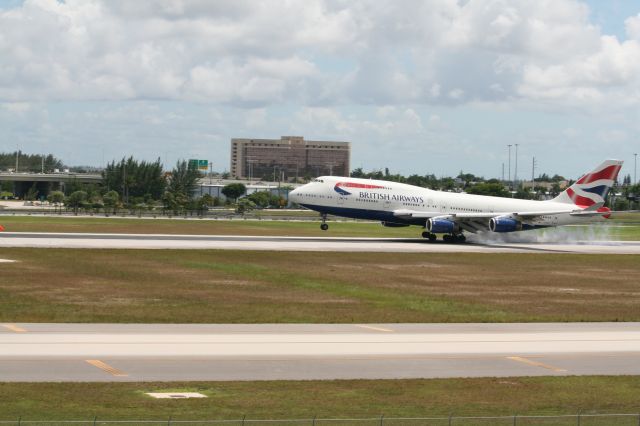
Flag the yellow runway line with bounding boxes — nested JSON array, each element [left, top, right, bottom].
[[355, 324, 394, 332], [506, 356, 567, 372], [85, 359, 129, 377], [1, 324, 27, 333]]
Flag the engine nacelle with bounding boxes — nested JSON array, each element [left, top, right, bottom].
[[489, 216, 522, 233], [381, 221, 410, 227], [427, 217, 458, 233]]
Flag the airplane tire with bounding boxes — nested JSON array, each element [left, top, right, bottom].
[[320, 223, 329, 231], [421, 231, 430, 239], [443, 234, 452, 243], [428, 233, 437, 242], [456, 234, 466, 243]]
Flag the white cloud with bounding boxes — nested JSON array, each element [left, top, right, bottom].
[[625, 14, 640, 40], [1, 102, 32, 113], [1, 0, 640, 110], [244, 108, 267, 128]]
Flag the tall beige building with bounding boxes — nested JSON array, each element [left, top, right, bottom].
[[230, 136, 351, 180]]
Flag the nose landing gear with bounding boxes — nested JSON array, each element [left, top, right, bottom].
[[320, 214, 329, 231]]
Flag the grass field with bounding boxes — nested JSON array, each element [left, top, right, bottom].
[[0, 215, 420, 237], [1, 249, 639, 323], [1, 377, 639, 420], [2, 214, 640, 239]]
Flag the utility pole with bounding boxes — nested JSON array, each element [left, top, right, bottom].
[[514, 143, 519, 186], [634, 153, 638, 185], [41, 155, 44, 174], [122, 164, 129, 205], [507, 144, 512, 187], [15, 146, 19, 172], [531, 157, 537, 191], [501, 163, 504, 182]]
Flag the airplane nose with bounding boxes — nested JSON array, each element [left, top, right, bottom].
[[289, 187, 300, 203]]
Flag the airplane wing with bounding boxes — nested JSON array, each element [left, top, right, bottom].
[[392, 209, 442, 219], [393, 208, 581, 233], [394, 209, 576, 220]]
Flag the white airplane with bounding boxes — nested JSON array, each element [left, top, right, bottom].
[[288, 159, 623, 242]]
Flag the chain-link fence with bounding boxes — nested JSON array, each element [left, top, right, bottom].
[[2, 413, 640, 426]]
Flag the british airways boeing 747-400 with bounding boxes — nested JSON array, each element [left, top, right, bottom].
[[288, 159, 623, 242]]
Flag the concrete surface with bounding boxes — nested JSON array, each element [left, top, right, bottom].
[[1, 232, 640, 253], [1, 323, 639, 381]]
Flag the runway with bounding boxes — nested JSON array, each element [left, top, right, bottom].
[[1, 232, 640, 253], [2, 323, 640, 381]]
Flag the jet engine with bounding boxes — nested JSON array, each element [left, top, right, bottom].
[[427, 217, 458, 234], [489, 216, 522, 233]]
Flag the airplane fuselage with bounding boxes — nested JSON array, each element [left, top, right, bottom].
[[290, 176, 604, 231]]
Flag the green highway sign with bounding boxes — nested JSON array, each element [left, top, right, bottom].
[[189, 159, 209, 171]]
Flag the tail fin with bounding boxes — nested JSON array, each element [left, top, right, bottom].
[[551, 159, 623, 210]]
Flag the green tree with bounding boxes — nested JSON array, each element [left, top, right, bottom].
[[102, 157, 165, 202], [514, 187, 536, 200], [162, 191, 190, 214], [102, 190, 120, 214], [25, 183, 39, 201], [247, 191, 271, 208], [613, 197, 630, 211], [167, 160, 200, 200], [192, 194, 216, 213], [351, 167, 365, 178], [269, 194, 284, 208], [236, 198, 256, 214], [47, 191, 65, 205], [65, 190, 88, 213], [0, 152, 64, 172], [466, 183, 510, 198], [200, 194, 215, 207], [222, 183, 246, 202]]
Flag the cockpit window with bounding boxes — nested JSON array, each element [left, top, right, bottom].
[[313, 179, 324, 183]]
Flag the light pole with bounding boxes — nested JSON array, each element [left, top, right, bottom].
[[507, 144, 512, 187], [514, 143, 519, 187], [634, 153, 637, 185], [531, 156, 537, 192]]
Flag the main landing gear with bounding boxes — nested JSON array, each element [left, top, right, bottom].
[[320, 213, 329, 231], [444, 233, 466, 243], [422, 231, 466, 243], [421, 231, 437, 242]]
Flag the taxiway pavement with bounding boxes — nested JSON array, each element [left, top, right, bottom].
[[1, 323, 640, 381], [1, 232, 640, 254]]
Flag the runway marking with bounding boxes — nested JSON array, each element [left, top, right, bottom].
[[506, 356, 567, 372], [1, 324, 27, 333], [85, 359, 128, 377], [355, 325, 394, 332]]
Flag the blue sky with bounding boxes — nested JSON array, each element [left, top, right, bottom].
[[1, 0, 639, 180]]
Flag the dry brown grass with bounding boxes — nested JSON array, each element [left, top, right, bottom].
[[0, 249, 639, 323]]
